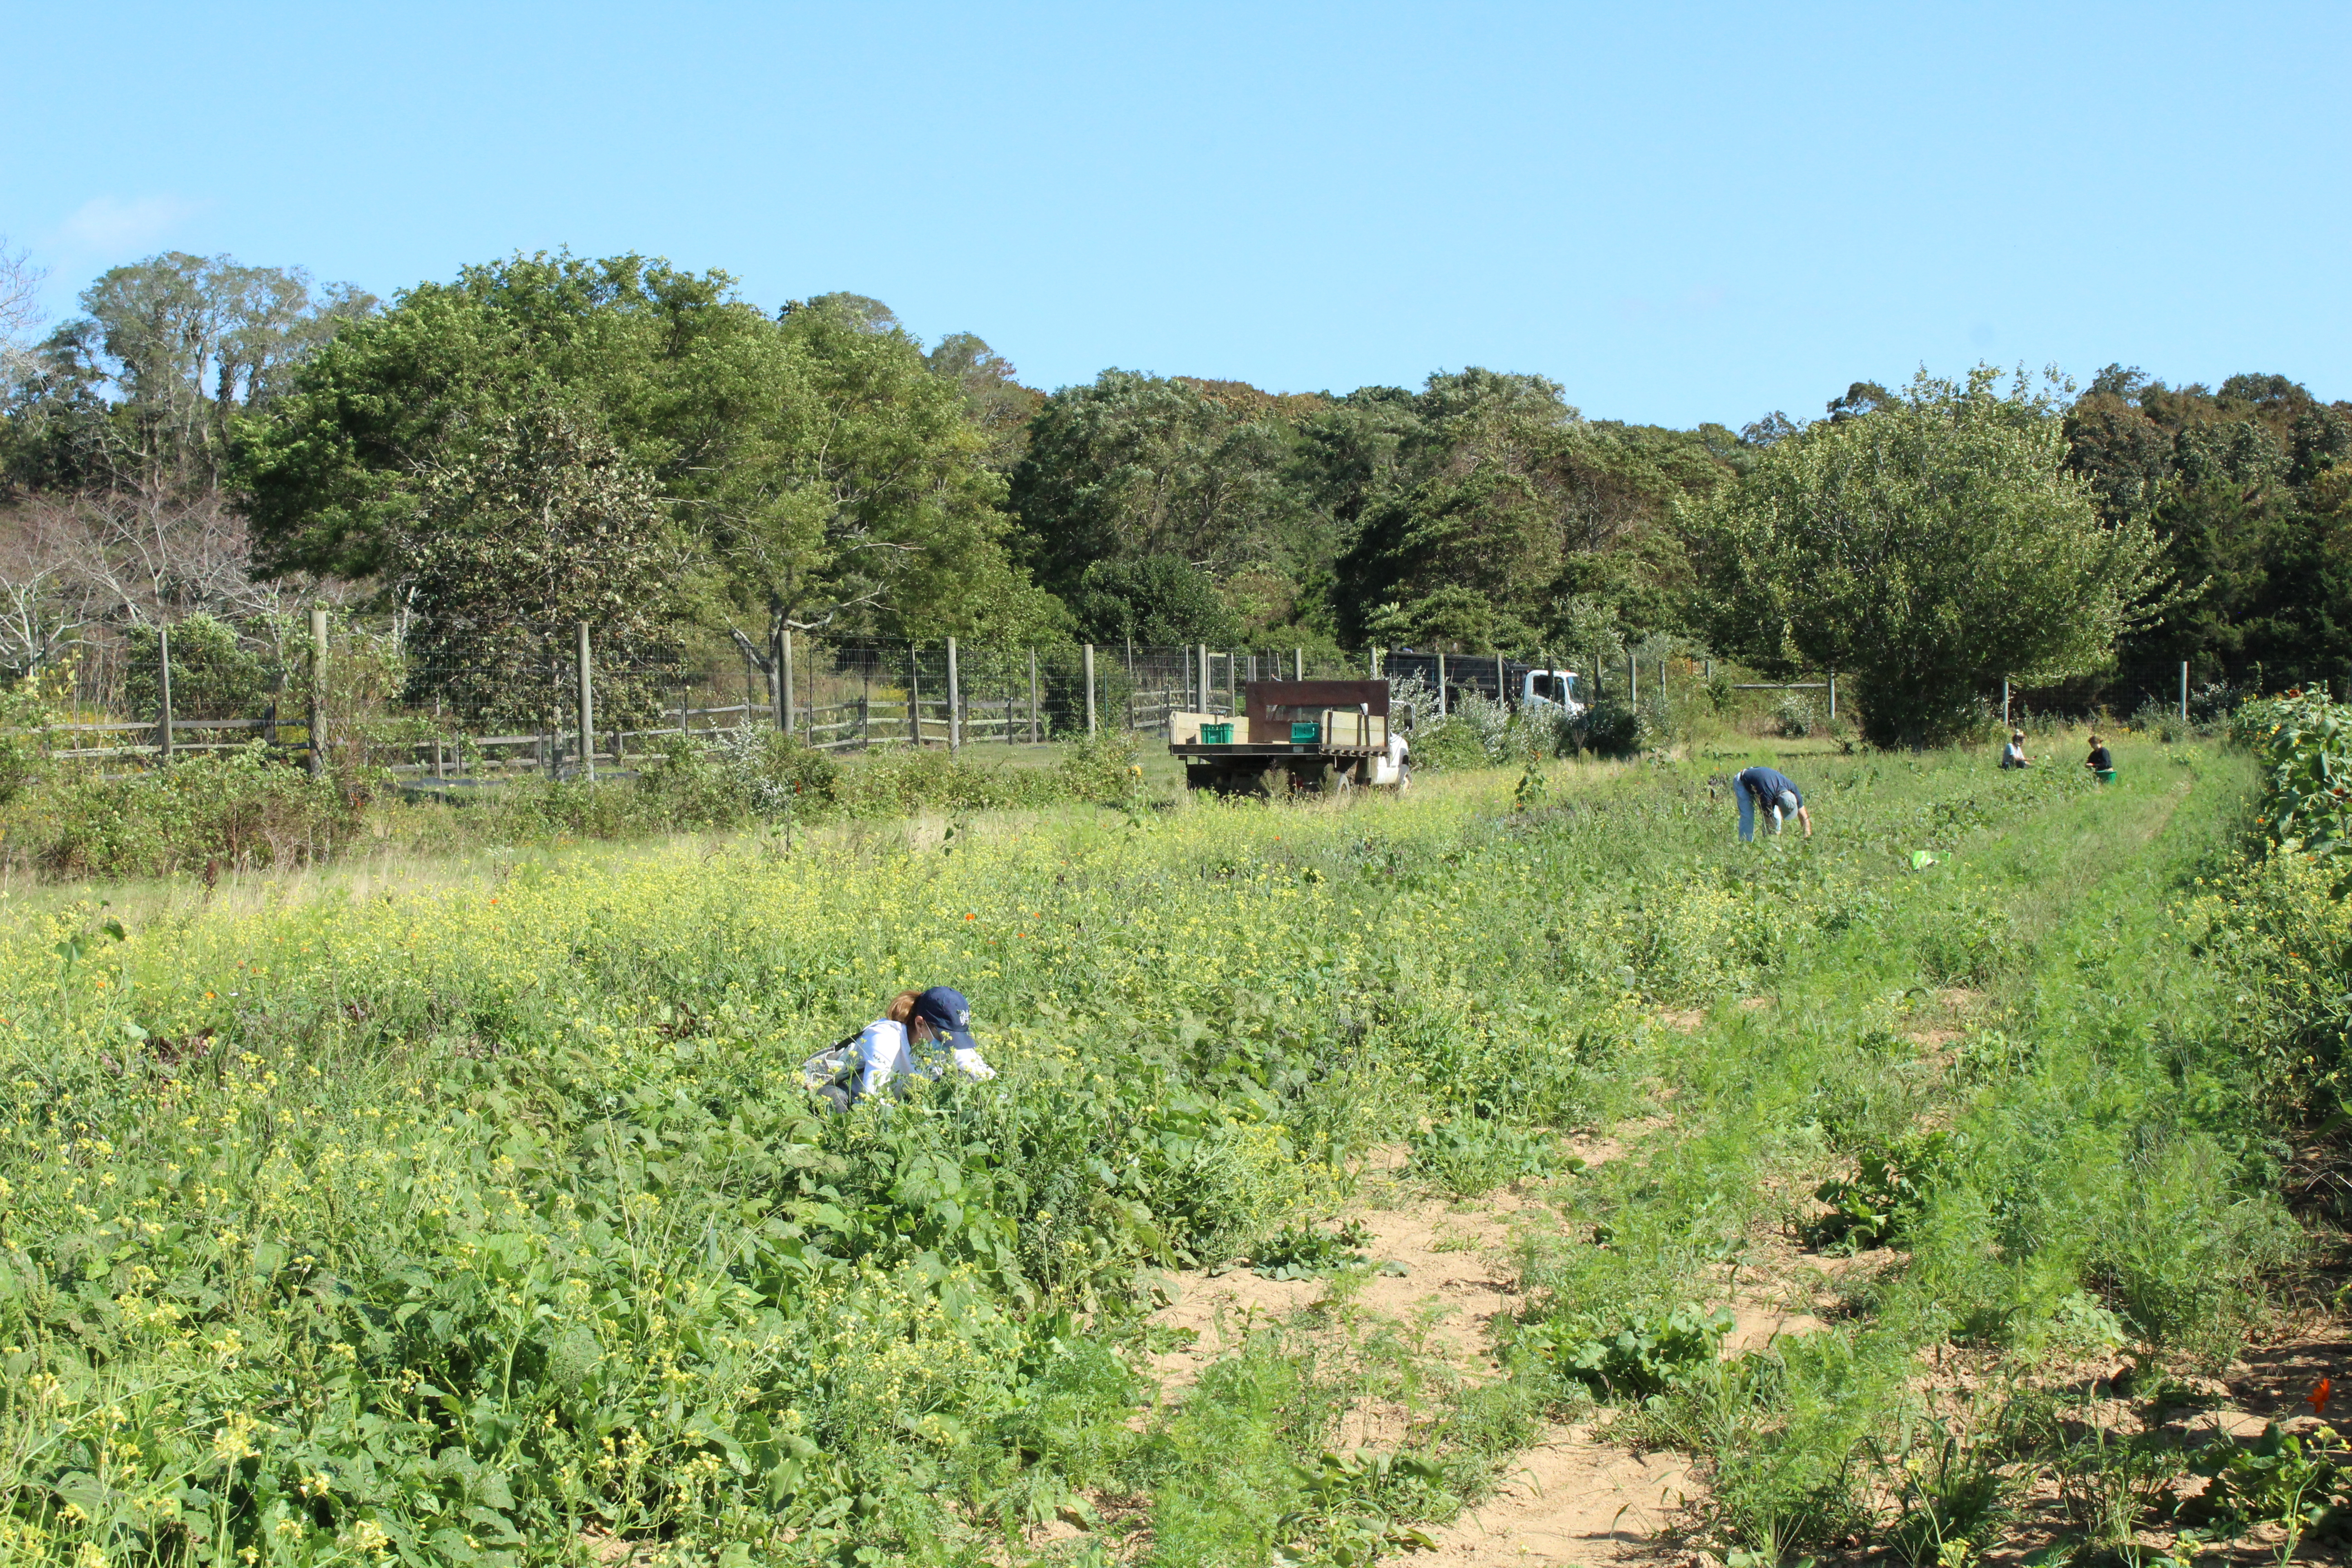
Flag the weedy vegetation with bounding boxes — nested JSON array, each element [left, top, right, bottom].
[[2, 711, 2350, 1566]]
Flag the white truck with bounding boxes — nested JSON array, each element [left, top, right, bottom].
[[1519, 668, 1585, 716]]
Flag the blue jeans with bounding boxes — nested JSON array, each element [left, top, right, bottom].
[[1738, 790, 1780, 842]]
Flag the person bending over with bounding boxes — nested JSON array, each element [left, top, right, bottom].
[[1734, 764, 1813, 842], [854, 985, 996, 1102]]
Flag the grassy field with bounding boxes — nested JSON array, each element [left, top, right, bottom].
[[0, 733, 2334, 1568]]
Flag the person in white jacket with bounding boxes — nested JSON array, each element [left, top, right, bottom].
[[853, 985, 995, 1102]]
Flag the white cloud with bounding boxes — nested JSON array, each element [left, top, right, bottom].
[[52, 194, 203, 254]]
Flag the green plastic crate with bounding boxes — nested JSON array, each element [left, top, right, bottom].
[[1290, 720, 1322, 744], [1199, 721, 1233, 745]]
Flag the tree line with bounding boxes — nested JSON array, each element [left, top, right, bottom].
[[0, 242, 2346, 745]]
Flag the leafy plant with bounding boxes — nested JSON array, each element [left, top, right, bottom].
[[2231, 689, 2352, 858], [1252, 1220, 1373, 1280], [1407, 1116, 1574, 1194], [2185, 1421, 2352, 1550], [1813, 1131, 1951, 1249], [1531, 1303, 1735, 1401]]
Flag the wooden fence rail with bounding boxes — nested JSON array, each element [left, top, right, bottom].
[[18, 632, 1342, 780]]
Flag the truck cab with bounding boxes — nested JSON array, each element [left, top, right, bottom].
[[1521, 668, 1584, 717]]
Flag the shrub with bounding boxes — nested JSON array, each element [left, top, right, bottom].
[[1407, 716, 1492, 772], [1576, 701, 1650, 758], [124, 613, 280, 720], [3, 745, 357, 877], [1773, 692, 1816, 738], [1053, 728, 1144, 804]]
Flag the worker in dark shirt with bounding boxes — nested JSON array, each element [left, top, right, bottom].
[[2084, 735, 2115, 783], [1734, 765, 1813, 841]]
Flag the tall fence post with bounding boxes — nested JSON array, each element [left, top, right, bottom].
[[1294, 647, 1304, 682], [1627, 651, 1637, 710], [156, 624, 174, 764], [1828, 671, 1837, 721], [908, 643, 922, 746], [1436, 651, 1447, 718], [1084, 643, 1098, 735], [576, 621, 596, 782], [2180, 661, 2189, 720], [1197, 644, 1210, 715], [1497, 650, 1509, 710], [779, 627, 795, 739], [946, 637, 962, 752], [307, 606, 328, 777], [1028, 647, 1040, 743], [2002, 677, 2011, 727]]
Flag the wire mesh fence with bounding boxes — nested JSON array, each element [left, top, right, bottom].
[[39, 618, 2346, 778], [24, 626, 1393, 779]]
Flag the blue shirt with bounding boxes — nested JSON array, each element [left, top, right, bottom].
[[1736, 766, 1803, 808]]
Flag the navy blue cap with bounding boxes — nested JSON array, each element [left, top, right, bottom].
[[912, 987, 979, 1053]]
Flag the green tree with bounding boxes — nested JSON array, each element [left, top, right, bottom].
[[1334, 371, 1723, 652], [1691, 368, 2169, 748], [697, 298, 1062, 648], [1071, 554, 1242, 646], [924, 331, 1046, 475], [234, 255, 1054, 646], [2060, 367, 2352, 696], [399, 407, 676, 728], [1009, 370, 1302, 604], [26, 253, 371, 494]]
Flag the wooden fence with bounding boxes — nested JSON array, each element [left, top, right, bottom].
[[22, 629, 1348, 783]]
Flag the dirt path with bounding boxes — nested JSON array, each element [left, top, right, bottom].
[[1418, 1424, 1693, 1566], [1134, 1126, 1777, 1566]]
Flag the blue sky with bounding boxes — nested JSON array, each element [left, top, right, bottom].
[[5, 2, 2346, 427]]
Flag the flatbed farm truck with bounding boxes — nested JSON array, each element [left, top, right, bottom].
[[1169, 678, 1407, 796]]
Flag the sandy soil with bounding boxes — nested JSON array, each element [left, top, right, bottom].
[[1420, 1424, 1694, 1566], [1131, 1124, 1772, 1566]]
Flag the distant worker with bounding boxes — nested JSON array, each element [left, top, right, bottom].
[[2084, 734, 2115, 784], [1999, 730, 2032, 769], [1734, 764, 1813, 842]]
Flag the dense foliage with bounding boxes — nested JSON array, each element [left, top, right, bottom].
[[1689, 369, 2170, 748], [3, 240, 2350, 767], [0, 738, 2333, 1565], [2068, 368, 2352, 695]]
